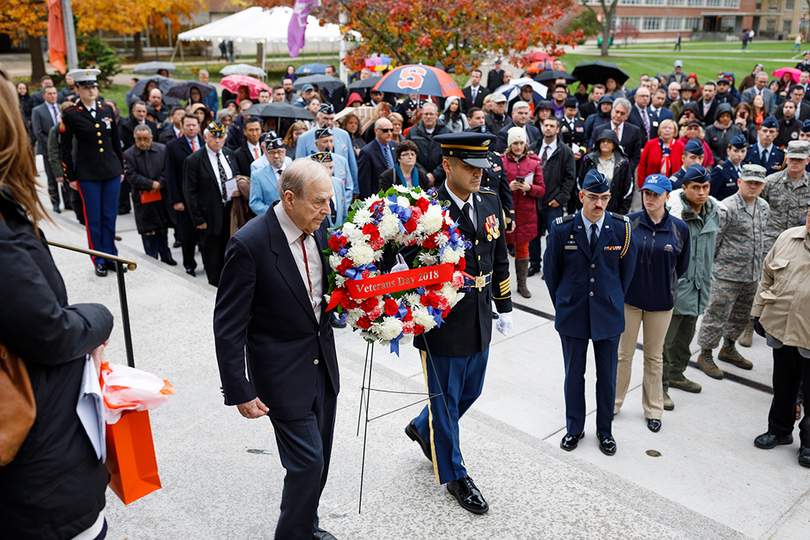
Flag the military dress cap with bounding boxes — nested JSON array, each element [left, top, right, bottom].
[[318, 103, 335, 114], [490, 93, 507, 103], [761, 116, 779, 129], [802, 119, 810, 133], [260, 131, 283, 149], [581, 169, 610, 194], [786, 139, 810, 159], [564, 97, 579, 108], [315, 126, 332, 139], [434, 132, 496, 169], [729, 134, 748, 148], [310, 151, 332, 163], [597, 94, 615, 105], [641, 174, 673, 194], [741, 164, 767, 182], [465, 125, 488, 134], [206, 121, 226, 137], [68, 68, 101, 87], [683, 163, 708, 183], [537, 100, 554, 110], [684, 138, 705, 155]]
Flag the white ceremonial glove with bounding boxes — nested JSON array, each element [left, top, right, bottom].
[[495, 312, 513, 337], [391, 253, 409, 273]]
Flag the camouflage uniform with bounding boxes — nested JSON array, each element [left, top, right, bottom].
[[697, 191, 770, 349], [760, 169, 810, 254]]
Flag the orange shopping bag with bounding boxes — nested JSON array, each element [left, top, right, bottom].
[[106, 409, 161, 505]]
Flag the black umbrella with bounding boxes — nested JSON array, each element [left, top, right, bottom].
[[132, 61, 176, 75], [244, 102, 315, 121], [571, 61, 630, 86], [348, 76, 382, 90], [131, 75, 182, 104], [293, 75, 346, 91], [533, 69, 577, 85], [166, 81, 216, 100]]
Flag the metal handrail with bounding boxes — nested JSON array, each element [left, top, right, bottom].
[[47, 240, 137, 368]]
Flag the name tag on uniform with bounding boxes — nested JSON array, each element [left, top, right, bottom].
[[565, 245, 578, 250], [664, 244, 674, 252], [653, 121, 659, 127]]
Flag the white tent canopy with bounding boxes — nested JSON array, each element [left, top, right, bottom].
[[178, 6, 349, 45]]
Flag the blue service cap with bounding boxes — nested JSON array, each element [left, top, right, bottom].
[[465, 125, 488, 134], [683, 138, 704, 155], [761, 116, 778, 129], [729, 134, 748, 149], [683, 164, 708, 184], [801, 119, 810, 133], [641, 174, 672, 194], [598, 95, 615, 105], [435, 131, 496, 169], [318, 102, 335, 114], [581, 169, 610, 194]]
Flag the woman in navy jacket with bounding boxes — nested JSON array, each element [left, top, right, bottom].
[[613, 174, 690, 432]]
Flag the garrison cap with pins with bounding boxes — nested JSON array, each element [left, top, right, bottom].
[[206, 121, 226, 137], [68, 68, 101, 87], [310, 151, 333, 163], [741, 164, 767, 182], [729, 134, 748, 148], [683, 138, 705, 155], [684, 163, 708, 183], [434, 132, 496, 169], [581, 169, 610, 194], [260, 131, 283, 149], [318, 102, 335, 114], [761, 116, 779, 129], [802, 119, 810, 133], [315, 127, 333, 139]]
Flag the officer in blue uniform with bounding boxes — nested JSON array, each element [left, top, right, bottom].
[[710, 134, 747, 200], [743, 116, 786, 174], [60, 68, 124, 277], [312, 127, 354, 202], [544, 170, 637, 456], [670, 138, 704, 190], [404, 132, 513, 515]]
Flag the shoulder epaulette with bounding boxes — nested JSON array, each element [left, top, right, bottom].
[[99, 102, 113, 109], [715, 162, 726, 170], [554, 214, 575, 226], [478, 187, 496, 195], [611, 212, 630, 222], [64, 105, 78, 113]]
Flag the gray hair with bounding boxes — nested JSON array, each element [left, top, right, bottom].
[[756, 72, 769, 81], [132, 124, 152, 136], [512, 100, 530, 112], [421, 101, 438, 114], [279, 158, 331, 199], [613, 98, 631, 112]]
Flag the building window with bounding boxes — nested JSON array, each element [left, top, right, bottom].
[[668, 0, 685, 4], [687, 0, 703, 6], [783, 19, 793, 33], [646, 0, 665, 4], [620, 16, 641, 28], [666, 17, 683, 30], [684, 17, 702, 30], [786, 0, 795, 8], [755, 0, 761, 9], [620, 0, 642, 4], [706, 0, 721, 6], [766, 19, 777, 31], [724, 0, 739, 5], [643, 17, 662, 31], [769, 1, 779, 11], [720, 17, 736, 31]]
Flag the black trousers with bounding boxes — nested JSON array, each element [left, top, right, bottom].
[[768, 345, 810, 447], [119, 177, 132, 214], [200, 204, 231, 287], [175, 209, 198, 271], [141, 229, 172, 261], [41, 155, 66, 209], [269, 361, 337, 540]]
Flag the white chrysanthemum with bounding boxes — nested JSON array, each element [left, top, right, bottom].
[[393, 185, 410, 194], [354, 208, 373, 226], [329, 254, 343, 271], [346, 308, 363, 326], [404, 292, 421, 306], [374, 317, 404, 342], [344, 223, 366, 245], [366, 194, 382, 207], [335, 275, 347, 288], [412, 307, 437, 332], [418, 252, 438, 266], [378, 213, 401, 240], [417, 204, 444, 235], [396, 196, 411, 209], [441, 246, 461, 264], [348, 244, 375, 266], [440, 284, 457, 305], [436, 233, 448, 246]]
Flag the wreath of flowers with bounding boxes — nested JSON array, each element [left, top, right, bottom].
[[324, 186, 470, 352]]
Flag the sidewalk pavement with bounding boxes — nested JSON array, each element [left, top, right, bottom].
[[35, 156, 809, 539]]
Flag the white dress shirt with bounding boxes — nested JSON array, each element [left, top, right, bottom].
[[274, 203, 323, 322], [247, 141, 262, 161], [446, 183, 476, 230], [538, 139, 558, 161], [205, 145, 234, 201]]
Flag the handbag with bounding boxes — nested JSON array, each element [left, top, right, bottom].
[[106, 410, 162, 504], [0, 211, 37, 466]]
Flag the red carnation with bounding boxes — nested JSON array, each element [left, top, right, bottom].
[[362, 223, 379, 237], [370, 236, 385, 250], [416, 197, 430, 213], [414, 324, 425, 334], [328, 235, 342, 251], [410, 207, 423, 220], [357, 316, 372, 329], [403, 217, 417, 234], [423, 232, 439, 250], [456, 257, 466, 272], [339, 293, 358, 310], [402, 307, 413, 322], [338, 258, 353, 275], [384, 298, 399, 316], [361, 298, 378, 312]]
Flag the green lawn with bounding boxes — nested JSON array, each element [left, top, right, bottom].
[[612, 40, 800, 52]]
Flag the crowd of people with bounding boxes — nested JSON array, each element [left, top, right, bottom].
[[4, 50, 810, 539]]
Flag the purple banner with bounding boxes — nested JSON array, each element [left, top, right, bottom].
[[288, 0, 318, 58]]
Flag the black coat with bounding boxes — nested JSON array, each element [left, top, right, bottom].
[[695, 98, 719, 125], [461, 85, 490, 113], [183, 146, 238, 235], [486, 69, 505, 93], [588, 120, 646, 175], [158, 125, 181, 144], [529, 141, 577, 211], [233, 140, 262, 177], [404, 120, 452, 179], [480, 152, 514, 225], [579, 150, 633, 214], [494, 120, 541, 153], [164, 134, 204, 206], [120, 115, 158, 151], [378, 163, 431, 192], [213, 206, 339, 418], [485, 112, 509, 136], [0, 189, 114, 540], [357, 139, 398, 198], [123, 142, 172, 234]]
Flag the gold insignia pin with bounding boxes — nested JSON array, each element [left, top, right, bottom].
[[482, 140, 490, 147]]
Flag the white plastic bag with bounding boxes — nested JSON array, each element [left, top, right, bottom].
[[100, 362, 175, 424]]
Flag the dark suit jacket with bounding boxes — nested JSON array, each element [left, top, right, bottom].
[[164, 134, 204, 206], [487, 69, 504, 93], [579, 101, 598, 121], [589, 121, 646, 173], [213, 206, 338, 419], [461, 85, 490, 113], [183, 146, 238, 235], [233, 140, 261, 177], [324, 85, 347, 112], [31, 102, 57, 155], [494, 120, 541, 153], [158, 125, 182, 144], [357, 139, 398, 198], [695, 99, 719, 125], [120, 116, 158, 151]]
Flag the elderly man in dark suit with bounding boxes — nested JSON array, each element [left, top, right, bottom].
[[357, 117, 398, 198], [165, 114, 205, 276], [462, 69, 490, 113], [213, 158, 340, 540], [589, 97, 646, 174], [183, 121, 240, 286], [31, 84, 64, 213]]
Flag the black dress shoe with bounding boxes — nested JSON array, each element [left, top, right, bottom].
[[173, 240, 182, 248], [527, 265, 540, 277], [598, 434, 617, 456], [329, 312, 346, 329], [405, 421, 432, 462], [799, 446, 810, 468], [446, 476, 488, 514], [560, 432, 584, 451], [94, 263, 108, 277], [185, 268, 196, 277], [754, 432, 794, 449], [52, 206, 61, 214], [507, 244, 515, 257], [647, 418, 662, 433], [313, 529, 338, 540], [161, 257, 178, 266]]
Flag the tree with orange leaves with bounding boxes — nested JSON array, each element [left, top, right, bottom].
[[254, 0, 581, 73], [0, 0, 49, 81]]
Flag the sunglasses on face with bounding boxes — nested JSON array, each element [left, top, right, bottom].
[[378, 128, 393, 133]]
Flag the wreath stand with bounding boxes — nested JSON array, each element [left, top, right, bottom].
[[355, 335, 465, 513]]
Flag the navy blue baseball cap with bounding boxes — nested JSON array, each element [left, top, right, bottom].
[[729, 134, 748, 148], [581, 169, 610, 194], [684, 138, 704, 155], [641, 174, 672, 194], [761, 116, 778, 129], [435, 132, 496, 169], [801, 119, 810, 133], [683, 164, 708, 184]]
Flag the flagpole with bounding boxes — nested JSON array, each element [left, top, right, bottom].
[[62, 0, 79, 70], [339, 7, 348, 85]]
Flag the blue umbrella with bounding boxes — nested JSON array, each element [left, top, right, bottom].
[[295, 63, 329, 75], [166, 81, 216, 100]]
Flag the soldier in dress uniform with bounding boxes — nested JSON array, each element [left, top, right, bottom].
[[760, 140, 810, 254], [559, 97, 588, 152], [709, 134, 748, 200], [694, 164, 770, 378], [544, 169, 637, 456], [60, 68, 125, 277], [403, 132, 513, 515], [743, 116, 786, 175]]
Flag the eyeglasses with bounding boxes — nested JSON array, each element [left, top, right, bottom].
[[378, 128, 393, 133], [584, 194, 611, 203]]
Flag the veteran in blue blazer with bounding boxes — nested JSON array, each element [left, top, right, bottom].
[[249, 132, 291, 215], [295, 103, 359, 195]]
